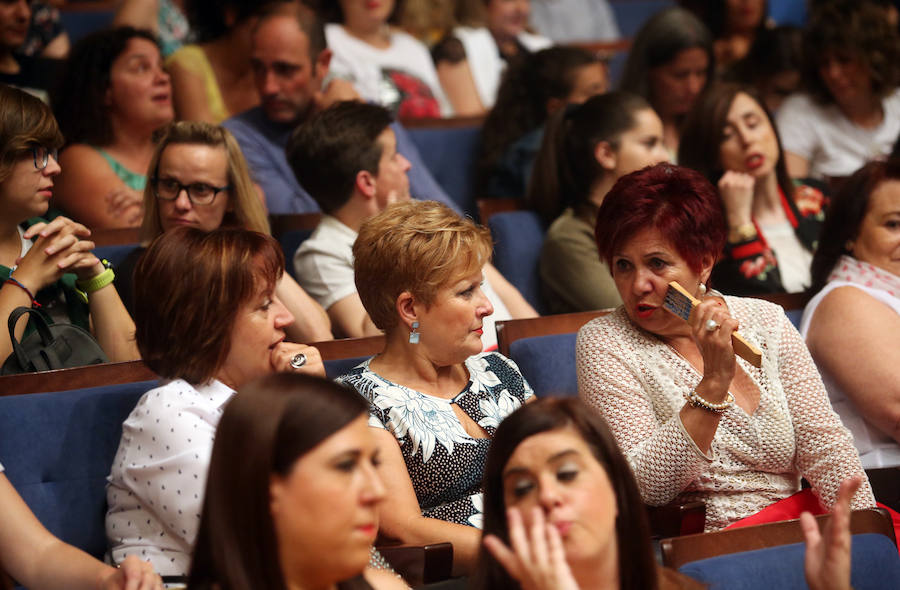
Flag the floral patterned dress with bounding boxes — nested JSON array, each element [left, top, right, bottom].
[[713, 183, 826, 295], [337, 352, 533, 527]]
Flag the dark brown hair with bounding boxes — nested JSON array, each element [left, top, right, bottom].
[[470, 397, 659, 590], [188, 373, 371, 590], [133, 227, 283, 384], [0, 85, 63, 186], [51, 27, 159, 147], [594, 163, 726, 274], [286, 101, 393, 214], [802, 0, 900, 105], [809, 159, 900, 294], [679, 82, 794, 200], [527, 91, 651, 224]]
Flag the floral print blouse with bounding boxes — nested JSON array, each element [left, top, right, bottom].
[[337, 352, 533, 527], [713, 183, 826, 295]]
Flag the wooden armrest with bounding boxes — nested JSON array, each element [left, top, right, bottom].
[[376, 542, 454, 587], [646, 501, 707, 539]]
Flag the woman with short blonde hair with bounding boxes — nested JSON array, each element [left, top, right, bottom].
[[339, 200, 533, 576]]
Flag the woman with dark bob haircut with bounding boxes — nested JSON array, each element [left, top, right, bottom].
[[471, 398, 865, 590], [577, 163, 876, 533], [106, 227, 324, 577], [0, 84, 138, 365], [619, 7, 713, 156], [52, 27, 174, 229], [776, 0, 900, 180], [801, 159, 900, 510], [680, 82, 827, 295], [188, 373, 405, 590]]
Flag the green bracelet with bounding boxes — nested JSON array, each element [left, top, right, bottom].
[[75, 261, 115, 303]]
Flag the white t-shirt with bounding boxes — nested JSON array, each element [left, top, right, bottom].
[[294, 215, 511, 350], [759, 219, 812, 293], [326, 24, 452, 118], [452, 26, 551, 109], [776, 89, 900, 179], [530, 0, 620, 42]]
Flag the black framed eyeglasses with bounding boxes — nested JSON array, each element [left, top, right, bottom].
[[151, 177, 230, 206], [31, 146, 58, 170]]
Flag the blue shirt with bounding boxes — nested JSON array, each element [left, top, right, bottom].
[[223, 106, 461, 214]]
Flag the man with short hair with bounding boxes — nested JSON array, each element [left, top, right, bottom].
[[289, 101, 537, 342], [223, 4, 458, 214]]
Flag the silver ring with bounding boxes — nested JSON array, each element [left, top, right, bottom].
[[705, 319, 720, 332], [289, 353, 307, 369]]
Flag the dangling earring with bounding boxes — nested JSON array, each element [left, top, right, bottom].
[[408, 321, 420, 344], [698, 282, 707, 296]]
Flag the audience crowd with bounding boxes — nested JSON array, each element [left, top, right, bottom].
[[2, 0, 900, 589]]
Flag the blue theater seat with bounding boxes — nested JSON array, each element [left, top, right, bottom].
[[488, 210, 546, 313]]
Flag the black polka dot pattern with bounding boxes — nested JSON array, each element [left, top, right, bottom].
[[338, 352, 533, 528], [105, 379, 235, 576]]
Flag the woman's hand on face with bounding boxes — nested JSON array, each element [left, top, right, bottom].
[[801, 476, 862, 590], [689, 298, 738, 393], [270, 343, 326, 377], [718, 171, 755, 229], [100, 555, 163, 590], [483, 507, 581, 590], [13, 217, 100, 290]]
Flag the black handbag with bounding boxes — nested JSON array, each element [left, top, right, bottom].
[[1, 306, 108, 375]]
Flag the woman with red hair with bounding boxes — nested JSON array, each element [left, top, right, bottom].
[[576, 163, 876, 532]]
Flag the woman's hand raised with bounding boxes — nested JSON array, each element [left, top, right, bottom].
[[270, 343, 325, 377], [689, 297, 738, 397], [801, 476, 862, 590], [483, 507, 581, 590], [718, 171, 755, 230]]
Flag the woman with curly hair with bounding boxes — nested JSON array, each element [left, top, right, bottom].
[[51, 27, 173, 229], [776, 0, 900, 180]]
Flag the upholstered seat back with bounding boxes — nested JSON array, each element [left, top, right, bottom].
[[0, 381, 157, 558]]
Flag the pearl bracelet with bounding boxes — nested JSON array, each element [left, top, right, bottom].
[[684, 388, 734, 413]]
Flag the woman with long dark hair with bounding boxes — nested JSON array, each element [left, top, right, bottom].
[[530, 91, 668, 313], [680, 82, 826, 295], [188, 373, 405, 590]]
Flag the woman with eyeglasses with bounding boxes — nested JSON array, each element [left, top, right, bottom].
[[0, 84, 139, 366], [112, 120, 332, 343]]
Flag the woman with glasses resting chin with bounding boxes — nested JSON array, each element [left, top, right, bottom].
[[0, 85, 139, 366], [112, 120, 333, 343]]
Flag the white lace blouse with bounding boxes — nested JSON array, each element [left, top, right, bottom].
[[576, 296, 874, 531]]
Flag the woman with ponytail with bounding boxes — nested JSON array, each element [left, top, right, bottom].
[[531, 92, 668, 313]]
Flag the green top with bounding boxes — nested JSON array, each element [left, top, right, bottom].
[[96, 148, 147, 191], [3, 219, 91, 337]]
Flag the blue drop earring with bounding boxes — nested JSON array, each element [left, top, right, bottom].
[[409, 321, 420, 344]]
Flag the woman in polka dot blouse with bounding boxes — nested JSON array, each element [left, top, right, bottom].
[[105, 227, 324, 576]]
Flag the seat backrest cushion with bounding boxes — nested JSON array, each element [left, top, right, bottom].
[[94, 243, 140, 269], [0, 380, 157, 558], [406, 125, 481, 218], [325, 357, 368, 379], [488, 211, 546, 313], [508, 332, 577, 398], [678, 533, 900, 590], [280, 229, 315, 280]]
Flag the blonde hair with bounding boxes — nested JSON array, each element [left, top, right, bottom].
[[353, 200, 493, 332], [140, 121, 269, 242]]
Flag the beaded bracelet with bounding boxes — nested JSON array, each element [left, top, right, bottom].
[[684, 388, 734, 413], [4, 277, 41, 308]]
